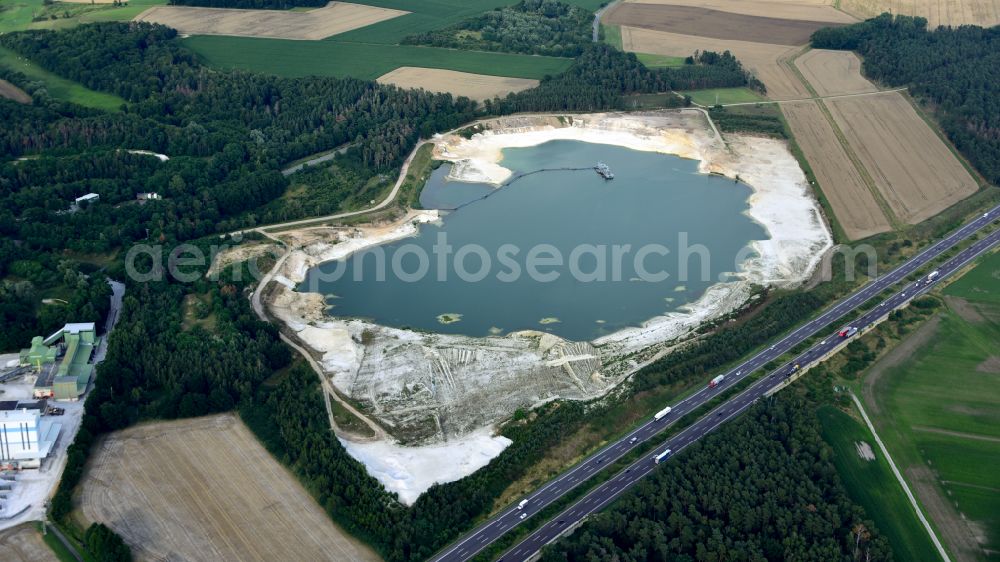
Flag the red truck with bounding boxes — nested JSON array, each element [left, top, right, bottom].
[[838, 326, 858, 338], [708, 375, 725, 388]]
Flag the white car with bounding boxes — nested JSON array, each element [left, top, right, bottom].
[[519, 513, 527, 520]]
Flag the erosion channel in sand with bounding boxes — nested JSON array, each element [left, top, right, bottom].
[[262, 111, 832, 504]]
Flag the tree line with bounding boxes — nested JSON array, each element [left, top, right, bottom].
[[402, 0, 594, 58], [812, 14, 1000, 185]]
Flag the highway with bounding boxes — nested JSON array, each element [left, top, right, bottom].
[[430, 205, 1000, 562]]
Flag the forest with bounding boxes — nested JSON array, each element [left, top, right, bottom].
[[540, 399, 893, 561], [402, 0, 594, 58], [812, 14, 1000, 185]]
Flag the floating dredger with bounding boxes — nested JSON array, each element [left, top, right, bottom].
[[594, 162, 614, 180]]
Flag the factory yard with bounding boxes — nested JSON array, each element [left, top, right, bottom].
[[781, 100, 892, 239], [376, 67, 539, 101], [839, 0, 1000, 27], [78, 414, 380, 562], [794, 49, 878, 97], [135, 2, 408, 40], [827, 92, 978, 224]]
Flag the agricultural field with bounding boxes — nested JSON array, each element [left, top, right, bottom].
[[618, 26, 810, 99], [324, 0, 518, 45], [817, 406, 941, 562], [0, 524, 59, 562], [944, 250, 1000, 305], [827, 92, 978, 224], [681, 86, 765, 105], [376, 67, 538, 101], [619, 0, 856, 22], [634, 52, 685, 68], [861, 283, 1000, 561], [183, 35, 571, 80], [0, 78, 31, 103], [0, 47, 125, 110], [0, 0, 166, 32], [135, 2, 408, 40], [77, 414, 381, 562], [604, 3, 842, 45], [839, 0, 1000, 28], [794, 49, 878, 97], [780, 100, 891, 239]]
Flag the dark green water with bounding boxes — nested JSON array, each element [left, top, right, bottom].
[[300, 140, 766, 341]]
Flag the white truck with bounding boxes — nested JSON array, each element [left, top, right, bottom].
[[926, 270, 940, 284], [517, 499, 528, 510], [653, 449, 672, 464], [653, 406, 672, 420], [709, 375, 725, 389]]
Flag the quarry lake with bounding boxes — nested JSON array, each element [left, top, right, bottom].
[[300, 140, 768, 340]]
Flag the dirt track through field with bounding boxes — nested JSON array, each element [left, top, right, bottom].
[[621, 0, 857, 22], [827, 92, 978, 224], [135, 2, 407, 40], [377, 67, 539, 101], [620, 26, 810, 99], [606, 4, 842, 45], [840, 0, 1000, 27], [0, 79, 31, 104], [79, 414, 381, 562], [781, 100, 891, 239], [795, 49, 878, 97]]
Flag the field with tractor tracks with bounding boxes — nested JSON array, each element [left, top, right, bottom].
[[78, 414, 381, 562]]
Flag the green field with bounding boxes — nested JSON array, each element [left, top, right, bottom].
[[863, 285, 1000, 558], [817, 406, 941, 562], [944, 249, 1000, 304], [635, 53, 685, 68], [184, 36, 571, 80], [600, 23, 622, 50], [682, 87, 766, 106], [0, 0, 165, 32], [0, 47, 124, 110]]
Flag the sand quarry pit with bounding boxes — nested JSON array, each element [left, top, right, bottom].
[[840, 0, 1000, 27], [795, 49, 878, 97], [827, 92, 978, 224], [262, 110, 832, 501], [620, 26, 810, 99], [605, 3, 845, 45], [134, 1, 408, 40], [781, 100, 891, 239], [78, 414, 380, 562], [377, 67, 539, 102]]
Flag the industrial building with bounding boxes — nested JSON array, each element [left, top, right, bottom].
[[19, 323, 97, 401], [0, 401, 61, 469]]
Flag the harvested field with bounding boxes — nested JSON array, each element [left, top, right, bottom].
[[795, 49, 878, 97], [621, 0, 857, 22], [781, 100, 891, 239], [827, 92, 978, 224], [620, 26, 810, 99], [79, 414, 380, 562], [134, 2, 407, 40], [0, 78, 31, 104], [0, 524, 58, 562], [605, 4, 843, 45], [376, 67, 539, 101], [840, 0, 1000, 28]]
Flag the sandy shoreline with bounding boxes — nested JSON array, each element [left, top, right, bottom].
[[261, 110, 833, 502]]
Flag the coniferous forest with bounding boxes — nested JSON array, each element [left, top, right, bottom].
[[812, 14, 1000, 184]]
